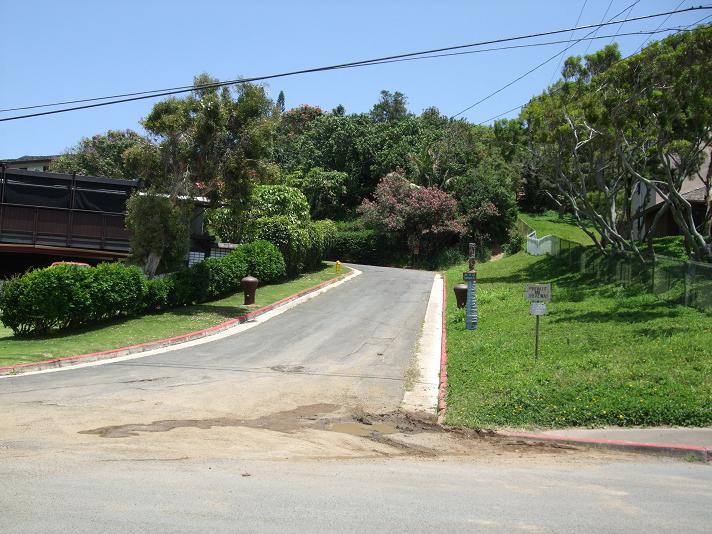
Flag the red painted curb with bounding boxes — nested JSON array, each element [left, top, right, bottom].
[[437, 272, 448, 420], [498, 431, 712, 461], [0, 270, 351, 376]]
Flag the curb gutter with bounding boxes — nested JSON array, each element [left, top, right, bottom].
[[437, 272, 448, 424], [497, 431, 712, 462], [0, 270, 353, 377]]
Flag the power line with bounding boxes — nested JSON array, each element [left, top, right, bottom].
[[635, 0, 686, 52], [450, 0, 644, 119], [609, 0, 640, 44], [583, 0, 614, 55], [548, 0, 589, 85], [0, 5, 708, 122], [475, 14, 710, 125]]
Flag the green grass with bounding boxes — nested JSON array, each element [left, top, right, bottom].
[[0, 264, 344, 367], [445, 253, 712, 429], [647, 236, 689, 260], [519, 211, 597, 245]]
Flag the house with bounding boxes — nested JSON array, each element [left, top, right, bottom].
[[3, 154, 60, 172], [631, 147, 710, 240], [0, 166, 214, 277]]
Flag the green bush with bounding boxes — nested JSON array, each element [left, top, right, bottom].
[[331, 228, 386, 264], [86, 263, 147, 322], [0, 241, 287, 336], [247, 216, 336, 276], [250, 185, 310, 222], [144, 276, 173, 311], [235, 240, 286, 283], [305, 220, 337, 271], [249, 216, 309, 276], [503, 230, 525, 255], [0, 263, 147, 336]]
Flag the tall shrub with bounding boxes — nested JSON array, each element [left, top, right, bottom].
[[358, 172, 466, 259]]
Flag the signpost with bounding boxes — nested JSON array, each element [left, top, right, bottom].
[[464, 243, 477, 331], [525, 283, 551, 359]]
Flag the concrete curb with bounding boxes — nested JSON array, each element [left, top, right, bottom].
[[401, 272, 443, 419], [437, 272, 448, 424], [0, 269, 354, 377], [497, 431, 712, 462]]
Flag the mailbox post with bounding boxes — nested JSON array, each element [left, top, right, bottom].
[[464, 243, 477, 331]]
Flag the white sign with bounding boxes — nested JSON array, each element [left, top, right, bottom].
[[525, 283, 551, 302], [530, 302, 547, 316]]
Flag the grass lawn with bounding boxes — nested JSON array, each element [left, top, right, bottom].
[[0, 264, 344, 367], [519, 211, 597, 245], [445, 253, 712, 429]]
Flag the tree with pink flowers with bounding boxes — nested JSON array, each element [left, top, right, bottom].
[[358, 172, 466, 259]]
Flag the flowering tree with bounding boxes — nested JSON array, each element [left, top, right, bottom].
[[358, 172, 466, 258]]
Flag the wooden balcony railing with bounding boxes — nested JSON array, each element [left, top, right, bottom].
[[0, 203, 130, 253]]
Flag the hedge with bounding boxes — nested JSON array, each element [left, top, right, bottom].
[[248, 217, 335, 276], [330, 228, 389, 265], [0, 241, 286, 337]]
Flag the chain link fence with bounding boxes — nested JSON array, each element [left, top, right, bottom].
[[516, 220, 712, 314]]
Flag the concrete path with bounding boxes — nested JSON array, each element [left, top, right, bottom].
[[539, 427, 712, 447], [1, 264, 710, 532]]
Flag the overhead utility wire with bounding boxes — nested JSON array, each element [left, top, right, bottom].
[[449, 0, 645, 119], [635, 0, 686, 52], [548, 0, 589, 85], [0, 4, 708, 121], [583, 0, 614, 55], [475, 14, 711, 125], [609, 0, 640, 44], [324, 29, 686, 68]]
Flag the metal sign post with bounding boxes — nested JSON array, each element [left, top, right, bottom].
[[464, 243, 478, 331], [525, 284, 551, 359]]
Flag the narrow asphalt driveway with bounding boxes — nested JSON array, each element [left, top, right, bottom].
[[0, 264, 435, 459]]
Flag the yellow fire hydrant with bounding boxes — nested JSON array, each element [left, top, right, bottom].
[[335, 260, 341, 274]]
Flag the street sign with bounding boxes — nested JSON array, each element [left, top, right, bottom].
[[525, 283, 550, 359], [530, 302, 547, 316], [525, 283, 551, 302]]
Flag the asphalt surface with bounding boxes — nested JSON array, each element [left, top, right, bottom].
[[1, 264, 711, 533]]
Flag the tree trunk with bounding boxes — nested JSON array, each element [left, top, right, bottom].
[[143, 251, 161, 277]]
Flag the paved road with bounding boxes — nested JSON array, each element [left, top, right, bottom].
[[1, 264, 710, 533]]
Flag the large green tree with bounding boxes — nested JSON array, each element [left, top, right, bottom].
[[51, 129, 149, 180]]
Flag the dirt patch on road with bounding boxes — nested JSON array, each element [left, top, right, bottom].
[[80, 403, 340, 438], [78, 404, 588, 462]]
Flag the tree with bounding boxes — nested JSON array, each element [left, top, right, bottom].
[[287, 167, 349, 219], [126, 193, 191, 275], [370, 90, 409, 122], [450, 157, 518, 246], [51, 130, 149, 180], [276, 90, 286, 113], [358, 172, 465, 259], [130, 74, 278, 274], [521, 27, 712, 262]]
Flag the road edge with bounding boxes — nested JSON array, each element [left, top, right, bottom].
[[401, 272, 443, 420], [496, 431, 712, 462], [437, 272, 448, 424], [0, 268, 359, 377]]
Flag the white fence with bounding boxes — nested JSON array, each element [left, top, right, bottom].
[[526, 231, 557, 256]]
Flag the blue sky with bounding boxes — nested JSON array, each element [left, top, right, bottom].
[[0, 1, 705, 158]]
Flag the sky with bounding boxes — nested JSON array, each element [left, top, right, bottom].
[[0, 0, 707, 158]]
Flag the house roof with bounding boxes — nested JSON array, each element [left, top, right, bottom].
[[681, 186, 707, 203], [2, 155, 60, 164]]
